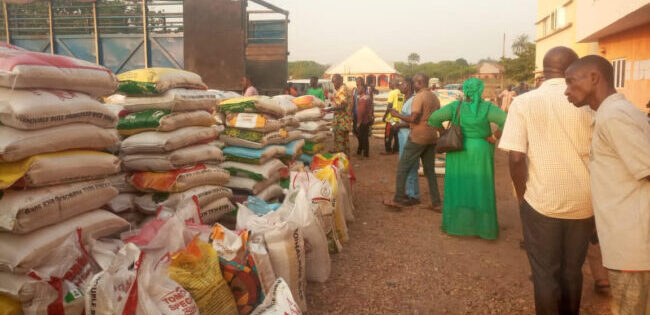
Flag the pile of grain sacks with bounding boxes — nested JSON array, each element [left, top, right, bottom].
[[0, 43, 130, 313], [106, 67, 235, 226], [217, 95, 304, 204], [292, 95, 328, 163]]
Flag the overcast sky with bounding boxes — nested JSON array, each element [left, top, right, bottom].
[[253, 0, 537, 65]]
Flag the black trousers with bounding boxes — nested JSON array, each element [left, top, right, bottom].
[[384, 123, 399, 153], [356, 122, 371, 157], [520, 201, 594, 315]]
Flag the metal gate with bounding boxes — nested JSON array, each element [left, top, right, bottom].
[[0, 0, 184, 74]]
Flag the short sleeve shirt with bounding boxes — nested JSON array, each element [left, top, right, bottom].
[[306, 88, 325, 100], [590, 93, 650, 270], [498, 78, 594, 219], [386, 89, 405, 123], [409, 89, 440, 145]]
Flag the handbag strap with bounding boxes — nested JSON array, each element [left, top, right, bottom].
[[452, 99, 462, 126]]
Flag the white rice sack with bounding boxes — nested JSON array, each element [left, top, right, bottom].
[[0, 43, 118, 97], [106, 88, 221, 113], [0, 87, 118, 130], [134, 185, 233, 214], [116, 68, 207, 95], [0, 150, 120, 189], [106, 173, 137, 193], [120, 126, 219, 155], [294, 107, 323, 122], [226, 173, 282, 195], [221, 159, 287, 181], [236, 206, 307, 312], [219, 96, 286, 117], [0, 179, 118, 234], [255, 184, 285, 202], [103, 193, 138, 213], [117, 109, 215, 136], [122, 144, 223, 172], [298, 120, 329, 132], [276, 188, 331, 283], [161, 197, 235, 225], [250, 278, 302, 315], [128, 164, 230, 193], [272, 95, 298, 115], [221, 129, 302, 150], [0, 210, 129, 273], [301, 131, 329, 143], [226, 113, 283, 132], [0, 123, 119, 162]]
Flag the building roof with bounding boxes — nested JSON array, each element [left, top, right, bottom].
[[477, 62, 503, 74], [325, 46, 397, 75]]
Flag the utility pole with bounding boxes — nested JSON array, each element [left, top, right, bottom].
[[500, 32, 505, 89]]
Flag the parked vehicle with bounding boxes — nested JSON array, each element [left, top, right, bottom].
[[288, 79, 335, 100]]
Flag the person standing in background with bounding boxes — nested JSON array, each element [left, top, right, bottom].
[[565, 55, 650, 315], [352, 76, 366, 136], [499, 47, 595, 315], [384, 73, 441, 211], [355, 81, 373, 158], [383, 79, 404, 154], [428, 78, 507, 240], [499, 85, 517, 112], [242, 76, 259, 97], [328, 74, 352, 155], [394, 77, 420, 202], [306, 76, 325, 100]]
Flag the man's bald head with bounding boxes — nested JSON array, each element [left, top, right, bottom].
[[543, 46, 579, 79]]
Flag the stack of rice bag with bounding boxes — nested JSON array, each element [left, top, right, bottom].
[[218, 95, 304, 203], [106, 67, 235, 226], [292, 95, 328, 164], [0, 43, 131, 313]]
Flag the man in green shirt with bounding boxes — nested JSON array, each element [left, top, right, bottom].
[[306, 76, 325, 100]]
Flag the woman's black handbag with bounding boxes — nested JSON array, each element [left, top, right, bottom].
[[436, 101, 463, 153]]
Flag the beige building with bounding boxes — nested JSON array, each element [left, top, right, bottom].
[[535, 0, 598, 75], [575, 0, 650, 111], [472, 62, 503, 80]]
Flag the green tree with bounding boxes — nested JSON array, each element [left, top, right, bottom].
[[501, 34, 535, 83], [408, 53, 420, 64], [511, 34, 530, 56], [288, 61, 329, 79], [455, 58, 468, 66]]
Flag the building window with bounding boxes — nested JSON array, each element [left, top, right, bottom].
[[556, 7, 566, 28], [548, 7, 566, 33], [613, 59, 626, 89], [347, 76, 356, 82]]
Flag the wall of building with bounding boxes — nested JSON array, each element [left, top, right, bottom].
[[599, 23, 650, 112], [535, 0, 598, 74], [576, 0, 648, 41]]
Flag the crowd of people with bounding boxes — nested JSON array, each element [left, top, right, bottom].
[[325, 46, 648, 315]]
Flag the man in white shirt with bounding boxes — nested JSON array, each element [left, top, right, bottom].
[[498, 85, 517, 112], [499, 47, 595, 315], [565, 55, 650, 315]]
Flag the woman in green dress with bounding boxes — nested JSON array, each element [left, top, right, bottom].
[[428, 78, 507, 240]]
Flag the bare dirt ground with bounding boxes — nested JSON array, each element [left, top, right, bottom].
[[306, 138, 611, 314]]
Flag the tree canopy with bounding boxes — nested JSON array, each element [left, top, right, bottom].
[[500, 34, 535, 83], [288, 60, 329, 79], [395, 54, 477, 84]]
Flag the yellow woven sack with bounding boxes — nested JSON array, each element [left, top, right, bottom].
[[0, 295, 21, 315], [314, 166, 349, 243], [169, 237, 239, 315]]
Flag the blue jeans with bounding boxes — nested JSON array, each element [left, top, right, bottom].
[[398, 129, 420, 199], [393, 138, 440, 205]]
